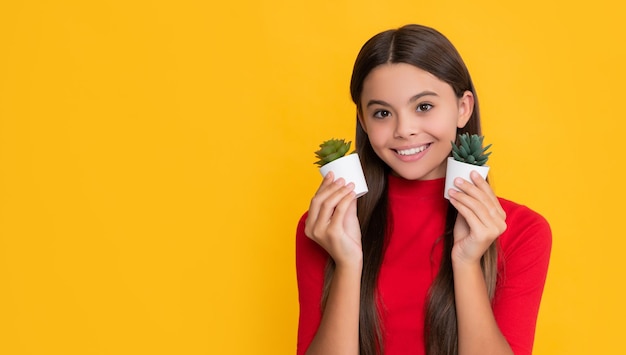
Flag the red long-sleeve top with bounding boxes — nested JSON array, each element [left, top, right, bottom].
[[296, 175, 551, 354]]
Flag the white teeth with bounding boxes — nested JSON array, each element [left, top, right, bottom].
[[397, 145, 428, 156]]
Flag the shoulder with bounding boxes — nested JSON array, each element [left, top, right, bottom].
[[296, 212, 308, 241], [295, 212, 327, 353], [497, 197, 552, 261], [295, 211, 329, 270], [491, 199, 552, 353], [498, 197, 551, 231]]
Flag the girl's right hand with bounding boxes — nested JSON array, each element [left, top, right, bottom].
[[304, 172, 362, 268]]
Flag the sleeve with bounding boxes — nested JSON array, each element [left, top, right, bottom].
[[492, 201, 552, 355], [295, 212, 329, 355]]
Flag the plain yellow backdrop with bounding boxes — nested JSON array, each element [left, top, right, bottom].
[[1, 0, 624, 354]]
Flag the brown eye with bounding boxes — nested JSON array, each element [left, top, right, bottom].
[[373, 110, 391, 119], [417, 103, 433, 112]]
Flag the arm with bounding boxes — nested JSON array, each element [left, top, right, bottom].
[[298, 172, 362, 355], [448, 172, 512, 355], [296, 216, 363, 355], [449, 173, 552, 355], [491, 208, 551, 354], [452, 260, 512, 355], [306, 261, 362, 355]]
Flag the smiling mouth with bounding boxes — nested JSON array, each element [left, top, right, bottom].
[[395, 144, 431, 156]]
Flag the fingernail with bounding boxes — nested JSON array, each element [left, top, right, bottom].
[[454, 177, 464, 186], [334, 178, 345, 185]]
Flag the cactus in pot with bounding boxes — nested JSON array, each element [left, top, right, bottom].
[[450, 133, 492, 166], [314, 138, 368, 197], [314, 138, 352, 167], [444, 133, 492, 199]]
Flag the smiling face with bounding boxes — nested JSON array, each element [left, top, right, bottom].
[[358, 63, 474, 180]]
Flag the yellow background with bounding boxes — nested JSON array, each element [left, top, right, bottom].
[[1, 0, 623, 354]]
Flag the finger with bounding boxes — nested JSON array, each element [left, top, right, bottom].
[[312, 181, 355, 237], [449, 189, 506, 239], [316, 181, 355, 223], [326, 186, 357, 234], [311, 173, 340, 210], [449, 189, 487, 231], [449, 180, 501, 233], [306, 173, 342, 236], [315, 171, 335, 195], [453, 175, 502, 218], [470, 171, 505, 217], [454, 175, 485, 201], [452, 177, 490, 213]]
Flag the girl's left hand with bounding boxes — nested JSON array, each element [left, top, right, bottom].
[[448, 171, 507, 265]]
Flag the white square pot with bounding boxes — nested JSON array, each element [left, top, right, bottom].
[[444, 157, 489, 199], [319, 154, 369, 198]]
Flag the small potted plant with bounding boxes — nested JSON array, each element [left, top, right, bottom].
[[314, 138, 368, 197], [444, 133, 492, 199]]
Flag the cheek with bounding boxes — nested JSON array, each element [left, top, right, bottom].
[[430, 114, 460, 139], [364, 124, 389, 147], [436, 125, 458, 141]]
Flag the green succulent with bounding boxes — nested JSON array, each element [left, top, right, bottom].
[[450, 133, 492, 166], [314, 138, 352, 167]]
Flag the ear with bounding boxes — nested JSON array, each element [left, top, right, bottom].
[[456, 91, 474, 128]]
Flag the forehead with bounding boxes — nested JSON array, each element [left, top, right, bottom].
[[361, 63, 455, 102]]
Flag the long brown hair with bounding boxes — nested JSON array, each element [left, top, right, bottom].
[[321, 24, 499, 355]]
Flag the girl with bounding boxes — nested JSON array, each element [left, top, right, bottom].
[[296, 24, 551, 355]]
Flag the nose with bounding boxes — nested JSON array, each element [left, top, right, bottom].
[[394, 113, 418, 138]]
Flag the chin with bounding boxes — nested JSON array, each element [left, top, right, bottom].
[[389, 164, 445, 181]]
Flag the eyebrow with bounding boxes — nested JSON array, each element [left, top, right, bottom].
[[366, 91, 438, 108]]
